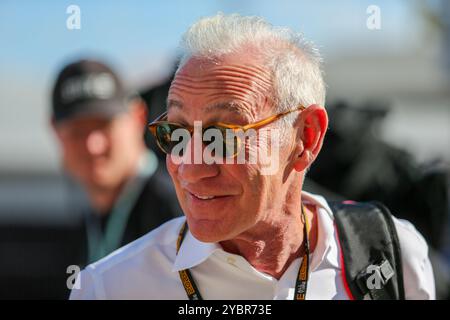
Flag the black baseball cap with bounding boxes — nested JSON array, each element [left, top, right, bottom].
[[52, 59, 131, 123]]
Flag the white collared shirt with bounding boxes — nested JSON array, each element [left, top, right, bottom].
[[70, 192, 435, 300]]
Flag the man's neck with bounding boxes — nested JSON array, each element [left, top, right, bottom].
[[88, 152, 145, 215], [88, 182, 126, 215], [219, 202, 317, 280]]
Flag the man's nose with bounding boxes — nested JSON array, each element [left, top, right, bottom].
[[177, 162, 220, 183], [86, 130, 108, 155]]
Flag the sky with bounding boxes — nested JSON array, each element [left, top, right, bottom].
[[0, 0, 418, 86]]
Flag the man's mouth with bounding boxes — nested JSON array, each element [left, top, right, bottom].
[[188, 191, 232, 201], [192, 193, 216, 200]]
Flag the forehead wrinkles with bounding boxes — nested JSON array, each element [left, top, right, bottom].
[[170, 64, 273, 102]]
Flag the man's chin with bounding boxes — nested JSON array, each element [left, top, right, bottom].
[[187, 218, 229, 243]]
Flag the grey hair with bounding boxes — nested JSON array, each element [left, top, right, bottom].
[[176, 13, 326, 128]]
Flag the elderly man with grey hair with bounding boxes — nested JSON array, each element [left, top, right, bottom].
[[70, 13, 435, 300]]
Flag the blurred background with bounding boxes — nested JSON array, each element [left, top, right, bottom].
[[0, 0, 449, 299]]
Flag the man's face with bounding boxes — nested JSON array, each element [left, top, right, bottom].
[[167, 53, 295, 243], [54, 110, 141, 191]]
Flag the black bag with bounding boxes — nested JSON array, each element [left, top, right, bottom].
[[330, 201, 405, 300]]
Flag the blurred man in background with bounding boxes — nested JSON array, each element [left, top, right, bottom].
[[51, 59, 181, 265]]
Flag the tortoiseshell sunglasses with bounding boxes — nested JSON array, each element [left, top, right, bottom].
[[148, 105, 306, 158]]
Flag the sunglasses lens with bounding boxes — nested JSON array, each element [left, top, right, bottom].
[[152, 123, 242, 159], [204, 126, 241, 158], [225, 134, 241, 158], [155, 123, 187, 155]]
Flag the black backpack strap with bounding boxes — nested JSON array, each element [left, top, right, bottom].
[[330, 201, 405, 300]]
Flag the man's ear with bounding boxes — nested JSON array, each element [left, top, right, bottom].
[[292, 104, 328, 172]]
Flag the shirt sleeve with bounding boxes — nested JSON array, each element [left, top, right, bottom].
[[69, 266, 100, 300], [392, 217, 436, 300]]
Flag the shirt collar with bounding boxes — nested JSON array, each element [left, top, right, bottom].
[[172, 227, 221, 272], [172, 191, 340, 273], [301, 191, 339, 270]]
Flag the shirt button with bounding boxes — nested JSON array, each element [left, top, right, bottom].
[[227, 257, 236, 265]]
